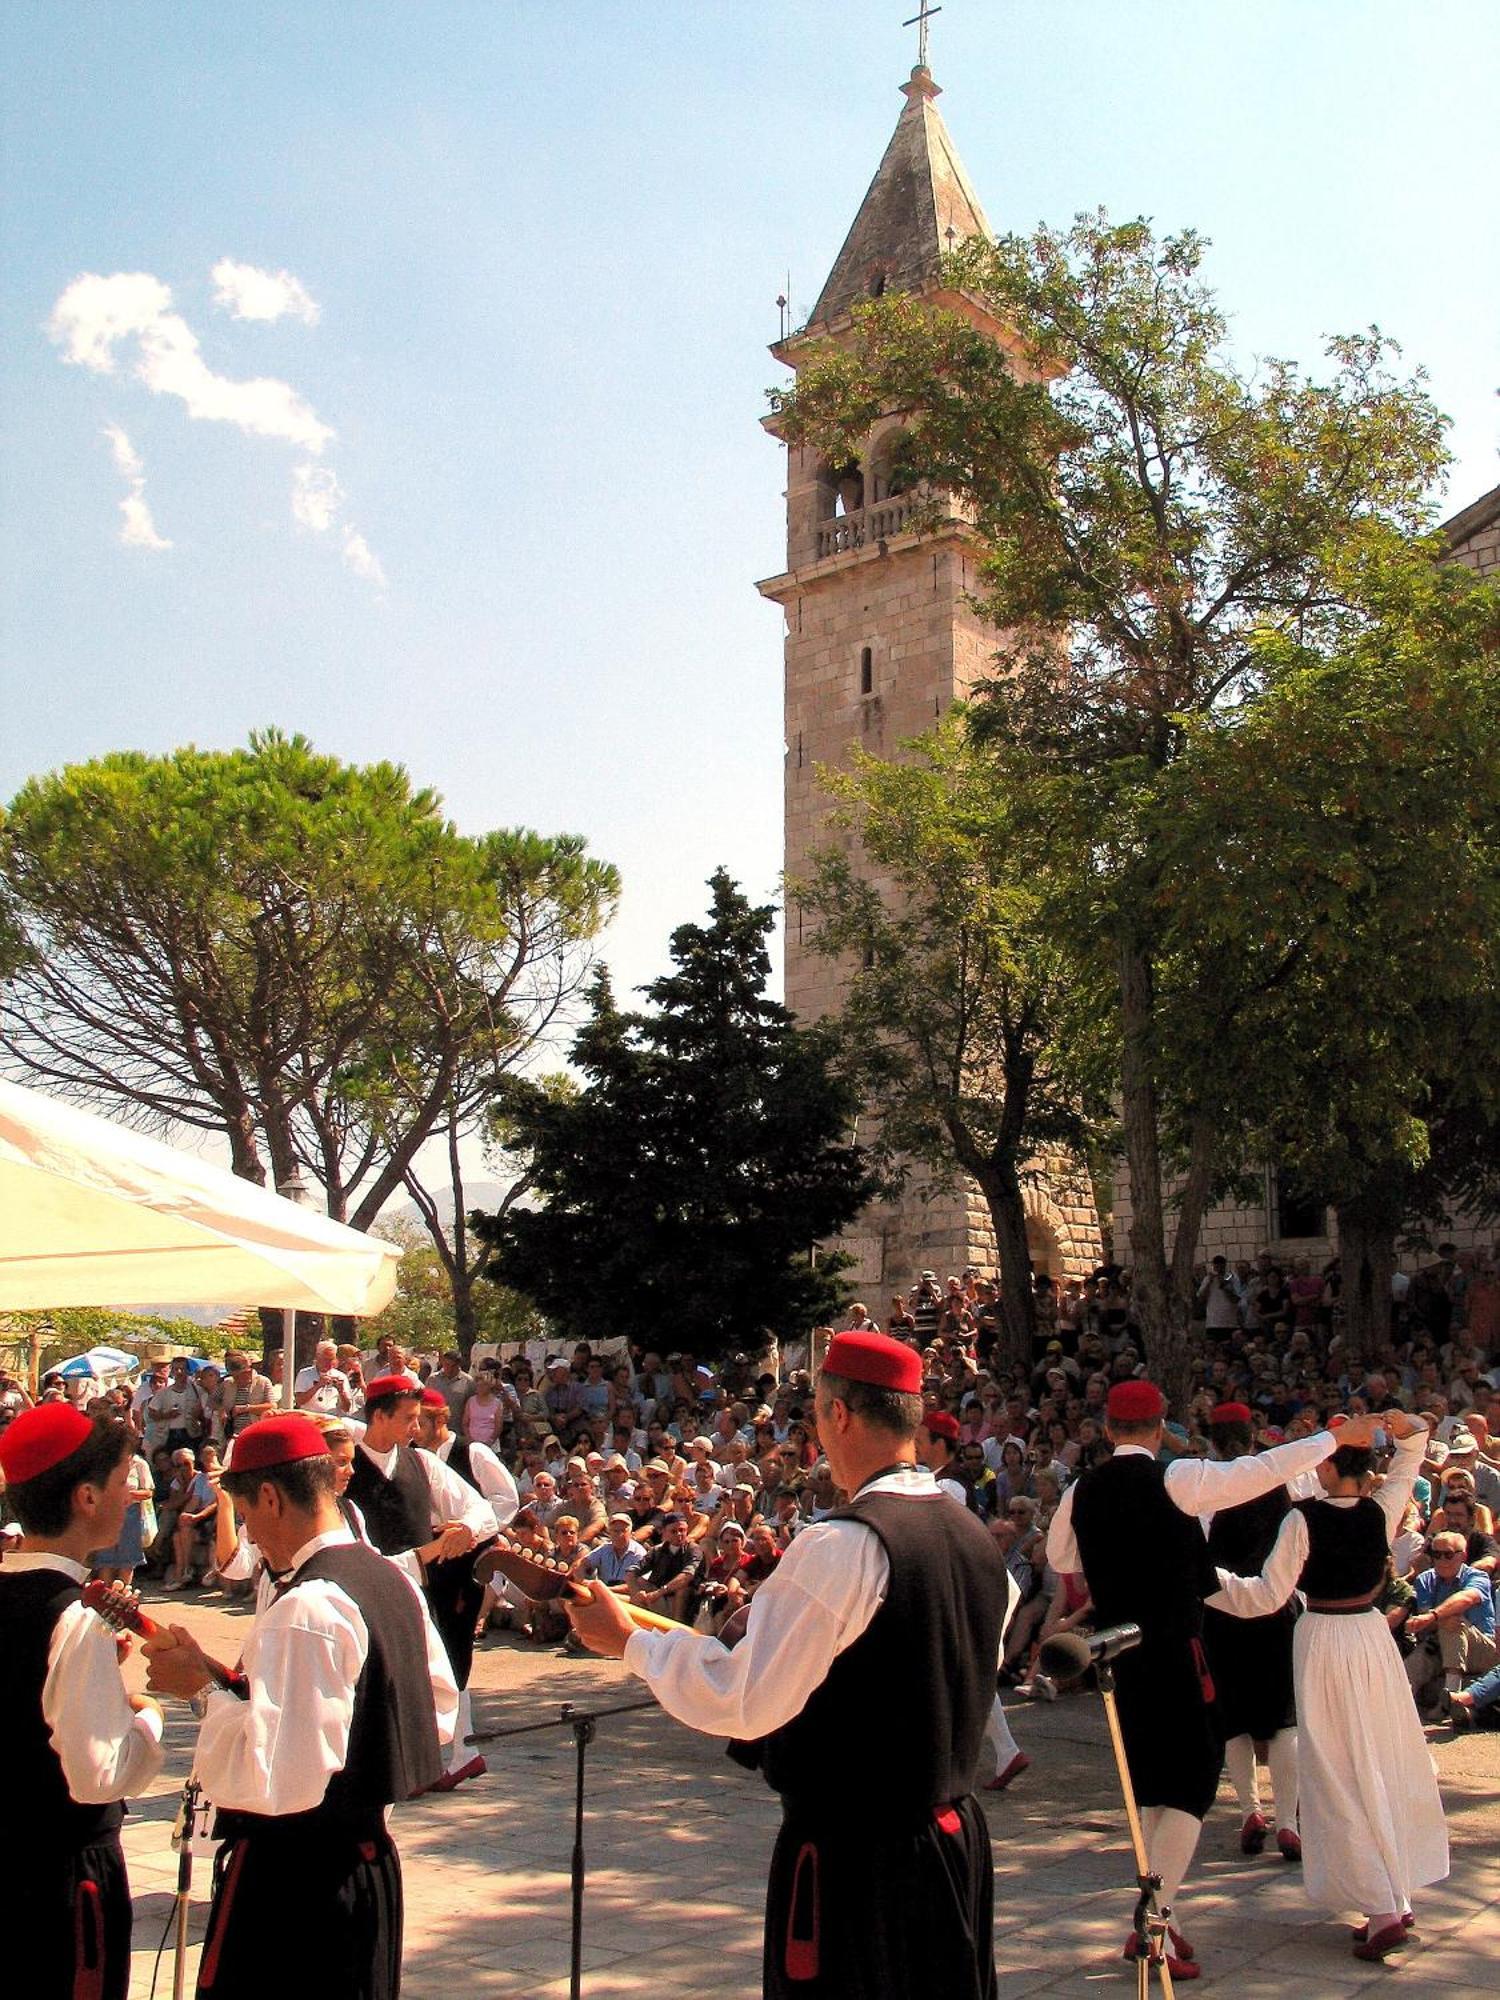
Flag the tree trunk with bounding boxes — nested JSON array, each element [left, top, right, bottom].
[[971, 1159, 1034, 1373], [1117, 939, 1192, 1414], [1335, 1191, 1399, 1363], [450, 1271, 479, 1364]]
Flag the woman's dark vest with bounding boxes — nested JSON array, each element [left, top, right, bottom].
[[757, 1490, 1008, 1819], [0, 1569, 126, 1856], [215, 1542, 442, 1839], [1071, 1453, 1219, 1642], [1294, 1497, 1389, 1598], [345, 1444, 431, 1557]]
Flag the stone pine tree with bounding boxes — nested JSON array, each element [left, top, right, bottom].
[[475, 870, 879, 1360]]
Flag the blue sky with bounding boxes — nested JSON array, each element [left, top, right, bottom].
[[3, 0, 1497, 1018]]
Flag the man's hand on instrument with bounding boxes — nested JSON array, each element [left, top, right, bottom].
[[142, 1622, 215, 1700], [424, 1523, 476, 1565], [1385, 1409, 1431, 1442], [566, 1578, 637, 1660], [1333, 1413, 1379, 1449]]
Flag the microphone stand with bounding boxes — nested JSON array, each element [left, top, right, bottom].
[[168, 1777, 213, 2000], [473, 1696, 658, 2000], [1095, 1658, 1176, 1999]]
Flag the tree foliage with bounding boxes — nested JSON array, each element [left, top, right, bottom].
[[778, 211, 1470, 1405], [0, 732, 619, 1244], [476, 871, 879, 1359], [795, 722, 1108, 1364]]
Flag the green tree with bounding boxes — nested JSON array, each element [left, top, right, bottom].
[[778, 213, 1451, 1407], [1148, 551, 1500, 1358], [795, 722, 1106, 1366], [0, 733, 617, 1362], [476, 871, 879, 1359]]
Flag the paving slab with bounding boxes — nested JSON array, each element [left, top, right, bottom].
[[120, 1587, 1500, 1996]]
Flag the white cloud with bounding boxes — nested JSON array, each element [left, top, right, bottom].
[[102, 422, 143, 480], [51, 271, 334, 453], [292, 462, 344, 533], [101, 424, 171, 551], [119, 491, 172, 552], [212, 258, 320, 326], [342, 529, 387, 590]]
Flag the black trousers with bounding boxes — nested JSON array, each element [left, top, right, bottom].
[[423, 1543, 491, 1690], [23, 1833, 132, 2000], [198, 1823, 402, 2000], [763, 1795, 996, 2000], [1202, 1602, 1297, 1743], [1113, 1634, 1223, 1819]]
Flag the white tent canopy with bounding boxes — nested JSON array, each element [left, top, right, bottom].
[[0, 1078, 399, 1317]]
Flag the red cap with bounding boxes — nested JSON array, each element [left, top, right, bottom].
[[227, 1414, 332, 1474], [924, 1410, 960, 1442], [420, 1387, 448, 1412], [822, 1330, 922, 1396], [363, 1373, 422, 1404], [1106, 1381, 1167, 1424], [1210, 1401, 1253, 1426], [0, 1404, 94, 1484]]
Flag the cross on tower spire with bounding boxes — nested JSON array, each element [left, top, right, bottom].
[[902, 1, 942, 71]]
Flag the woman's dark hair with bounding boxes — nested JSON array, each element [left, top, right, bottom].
[[5, 1415, 132, 1537], [1331, 1443, 1375, 1481], [223, 1453, 336, 1511]]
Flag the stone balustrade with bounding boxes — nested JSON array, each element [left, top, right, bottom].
[[815, 493, 917, 559]]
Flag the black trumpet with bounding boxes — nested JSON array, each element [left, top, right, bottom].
[[1037, 1622, 1143, 1683]]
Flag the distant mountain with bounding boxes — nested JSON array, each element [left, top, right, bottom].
[[384, 1182, 518, 1231]]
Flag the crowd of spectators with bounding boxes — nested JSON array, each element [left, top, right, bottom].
[[3, 1242, 1497, 1729]]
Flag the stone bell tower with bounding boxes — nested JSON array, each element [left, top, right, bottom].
[[759, 64, 1102, 1294]]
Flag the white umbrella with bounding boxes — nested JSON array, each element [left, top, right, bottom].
[[0, 1079, 398, 1318]]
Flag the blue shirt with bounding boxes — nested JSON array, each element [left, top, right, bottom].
[[1412, 1563, 1495, 1636], [581, 1538, 647, 1585]]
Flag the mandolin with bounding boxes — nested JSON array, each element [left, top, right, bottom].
[[82, 1579, 247, 1696], [473, 1537, 685, 1634]]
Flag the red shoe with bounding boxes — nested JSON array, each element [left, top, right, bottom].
[[1351, 1914, 1415, 1944], [1122, 1932, 1200, 1979], [983, 1752, 1030, 1792], [1239, 1809, 1269, 1854], [1276, 1827, 1302, 1863], [1352, 1921, 1411, 1962], [424, 1754, 487, 1794]]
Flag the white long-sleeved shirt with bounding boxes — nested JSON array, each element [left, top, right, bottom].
[[355, 1439, 495, 1584], [623, 1463, 945, 1740], [1045, 1429, 1339, 1577], [194, 1527, 458, 1816], [433, 1433, 519, 1531], [7, 1552, 164, 1803], [1207, 1429, 1427, 1619]]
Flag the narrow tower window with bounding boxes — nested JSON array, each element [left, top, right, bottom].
[[859, 646, 873, 696]]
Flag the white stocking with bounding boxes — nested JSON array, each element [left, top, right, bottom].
[[983, 1694, 1020, 1772], [1266, 1728, 1299, 1832], [1222, 1734, 1260, 1816], [1148, 1807, 1202, 1909], [446, 1686, 474, 1771]]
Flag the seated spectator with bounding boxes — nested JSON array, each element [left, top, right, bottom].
[[698, 1520, 752, 1632], [1404, 1531, 1498, 1714], [581, 1512, 648, 1589], [166, 1446, 221, 1587], [627, 1513, 702, 1623], [560, 1467, 608, 1545]]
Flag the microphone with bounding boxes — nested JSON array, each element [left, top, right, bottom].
[[1037, 1622, 1143, 1683]]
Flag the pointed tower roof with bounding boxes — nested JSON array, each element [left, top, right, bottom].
[[806, 66, 992, 332]]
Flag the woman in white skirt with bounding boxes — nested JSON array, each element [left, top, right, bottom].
[[1207, 1409, 1447, 1963]]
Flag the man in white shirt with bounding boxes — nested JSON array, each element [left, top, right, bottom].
[[0, 1405, 165, 2000], [294, 1338, 353, 1414], [568, 1329, 1010, 2000], [144, 1414, 456, 2000]]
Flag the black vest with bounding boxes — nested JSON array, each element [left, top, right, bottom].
[[1294, 1497, 1389, 1598], [0, 1567, 125, 1855], [759, 1489, 1008, 1818], [1071, 1452, 1219, 1642], [346, 1444, 431, 1557], [1206, 1479, 1289, 1573], [443, 1438, 477, 1490], [216, 1542, 442, 1839]]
